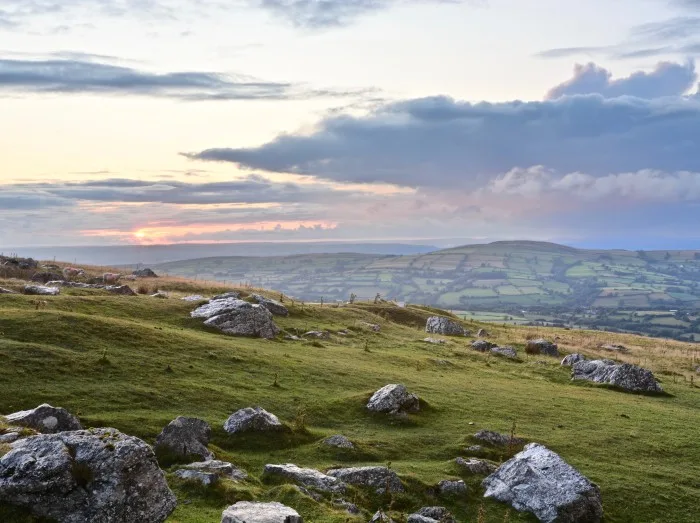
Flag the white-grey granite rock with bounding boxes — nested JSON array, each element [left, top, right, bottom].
[[178, 459, 248, 481], [221, 501, 302, 523], [322, 434, 354, 449], [223, 407, 284, 434], [154, 416, 213, 462], [526, 339, 560, 357], [572, 360, 663, 393], [438, 479, 467, 496], [5, 404, 82, 434], [367, 384, 420, 415], [407, 506, 456, 523], [250, 294, 289, 317], [175, 468, 218, 486], [425, 316, 466, 336], [193, 299, 280, 339]]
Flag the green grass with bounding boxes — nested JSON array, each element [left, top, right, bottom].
[[0, 291, 699, 522]]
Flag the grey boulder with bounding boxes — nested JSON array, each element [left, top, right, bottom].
[[221, 501, 302, 523], [572, 360, 663, 393], [367, 384, 420, 415], [561, 354, 585, 366], [326, 466, 403, 493], [154, 416, 213, 462], [178, 459, 247, 481], [491, 346, 518, 359], [23, 285, 60, 296], [438, 479, 467, 496], [482, 443, 603, 523], [251, 294, 289, 317], [133, 268, 158, 278], [5, 404, 82, 434], [193, 299, 280, 339], [471, 339, 497, 352], [224, 407, 284, 434], [263, 463, 346, 493], [0, 428, 177, 523], [425, 316, 466, 336], [105, 285, 137, 296], [526, 339, 559, 357]]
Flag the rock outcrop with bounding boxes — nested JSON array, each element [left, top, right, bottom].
[[23, 284, 60, 296], [561, 353, 585, 366], [264, 463, 346, 493], [525, 339, 559, 356], [221, 501, 302, 523], [5, 404, 82, 434], [482, 443, 603, 523], [425, 316, 466, 336], [326, 466, 404, 493], [0, 428, 177, 523], [192, 298, 280, 339], [572, 360, 663, 393], [154, 416, 213, 462], [250, 294, 289, 317], [223, 407, 284, 434], [367, 384, 420, 415]]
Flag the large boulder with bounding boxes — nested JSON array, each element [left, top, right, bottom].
[[5, 404, 82, 434], [425, 316, 466, 336], [561, 354, 585, 366], [223, 407, 284, 434], [367, 384, 420, 415], [572, 360, 663, 393], [154, 416, 213, 462], [221, 501, 302, 523], [23, 285, 60, 296], [133, 268, 158, 278], [250, 294, 289, 317], [263, 463, 346, 493], [193, 299, 280, 339], [326, 466, 404, 493], [526, 339, 559, 357], [482, 443, 603, 523], [0, 428, 177, 523]]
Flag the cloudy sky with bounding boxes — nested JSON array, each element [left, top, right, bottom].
[[2, 0, 700, 248]]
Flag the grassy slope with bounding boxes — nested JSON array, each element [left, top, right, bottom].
[[0, 285, 699, 522]]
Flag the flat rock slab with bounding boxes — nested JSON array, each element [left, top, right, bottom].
[[425, 316, 466, 336], [483, 443, 603, 523], [263, 463, 346, 493], [180, 460, 248, 481], [154, 416, 213, 462], [23, 285, 60, 296], [221, 501, 302, 523], [224, 407, 284, 434], [326, 466, 404, 493], [5, 404, 82, 434], [572, 360, 663, 393], [367, 384, 420, 415]]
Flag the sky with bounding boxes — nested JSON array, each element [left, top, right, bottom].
[[1, 0, 700, 249]]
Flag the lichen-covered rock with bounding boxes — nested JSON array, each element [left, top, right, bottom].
[[471, 339, 497, 352], [367, 384, 420, 415], [223, 407, 284, 434], [263, 463, 346, 493], [456, 457, 497, 475], [408, 506, 456, 523], [250, 294, 289, 317], [178, 459, 248, 481], [425, 316, 465, 336], [526, 339, 559, 357], [438, 479, 467, 496], [482, 443, 603, 523], [322, 434, 354, 449], [561, 354, 585, 366], [221, 501, 302, 523], [326, 466, 404, 493], [193, 299, 280, 339], [154, 416, 213, 462], [5, 404, 82, 434], [23, 284, 60, 296], [0, 428, 177, 523], [491, 346, 518, 359], [474, 430, 525, 447], [572, 360, 663, 393]]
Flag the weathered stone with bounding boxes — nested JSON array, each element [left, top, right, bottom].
[[474, 430, 525, 447], [178, 459, 248, 481], [250, 294, 289, 317], [322, 434, 354, 449], [0, 428, 177, 523], [133, 268, 158, 278], [154, 416, 213, 463], [471, 339, 497, 352], [438, 479, 467, 496], [105, 285, 137, 296], [482, 443, 603, 523], [194, 299, 280, 339], [561, 354, 585, 366], [0, 432, 21, 444], [367, 384, 420, 415], [223, 407, 284, 434], [264, 463, 346, 493], [23, 285, 60, 296], [572, 360, 663, 393], [326, 466, 404, 493], [456, 457, 497, 475], [426, 316, 465, 336], [491, 346, 518, 359], [175, 469, 218, 486], [423, 337, 446, 344], [221, 501, 302, 523], [526, 339, 560, 357], [5, 404, 82, 434], [408, 506, 456, 523], [192, 298, 249, 319]]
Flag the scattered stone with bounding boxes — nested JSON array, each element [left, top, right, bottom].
[[105, 285, 137, 296], [264, 463, 346, 493], [322, 434, 354, 449], [477, 328, 489, 337], [23, 285, 60, 296], [360, 321, 381, 332], [408, 506, 456, 523], [482, 443, 603, 523], [303, 330, 331, 340], [471, 339, 497, 352], [474, 430, 525, 448], [426, 316, 466, 336], [0, 428, 177, 523], [30, 272, 62, 284], [5, 404, 82, 434], [133, 268, 158, 278], [175, 469, 218, 486], [221, 501, 302, 523], [456, 457, 497, 475], [572, 360, 663, 393], [192, 299, 280, 339], [370, 510, 395, 522], [154, 416, 213, 462], [211, 291, 241, 301], [0, 287, 17, 294], [284, 334, 303, 341], [600, 344, 629, 353], [178, 459, 248, 481], [562, 353, 585, 366], [181, 295, 206, 302], [525, 339, 560, 357], [438, 479, 467, 496], [326, 466, 404, 493], [250, 294, 289, 317], [423, 337, 446, 344], [367, 384, 420, 415], [491, 346, 518, 359], [223, 407, 284, 434]]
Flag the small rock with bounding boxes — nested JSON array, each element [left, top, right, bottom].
[[490, 346, 518, 359], [572, 360, 663, 393], [221, 501, 302, 523], [303, 330, 330, 340], [367, 384, 420, 415], [179, 460, 248, 481], [438, 479, 467, 496], [322, 434, 354, 449], [23, 285, 60, 296], [105, 285, 137, 296], [250, 294, 289, 317], [223, 407, 284, 434], [360, 321, 381, 332], [211, 291, 241, 301], [477, 328, 489, 337], [561, 353, 585, 366], [465, 445, 484, 454], [151, 292, 169, 299], [263, 463, 346, 493], [426, 316, 466, 336], [423, 337, 446, 344], [408, 507, 456, 523], [456, 457, 497, 475], [326, 466, 404, 493], [175, 469, 218, 486], [471, 339, 497, 352], [525, 339, 560, 357], [474, 430, 525, 447], [5, 404, 82, 434], [154, 416, 214, 463], [332, 499, 360, 514]]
